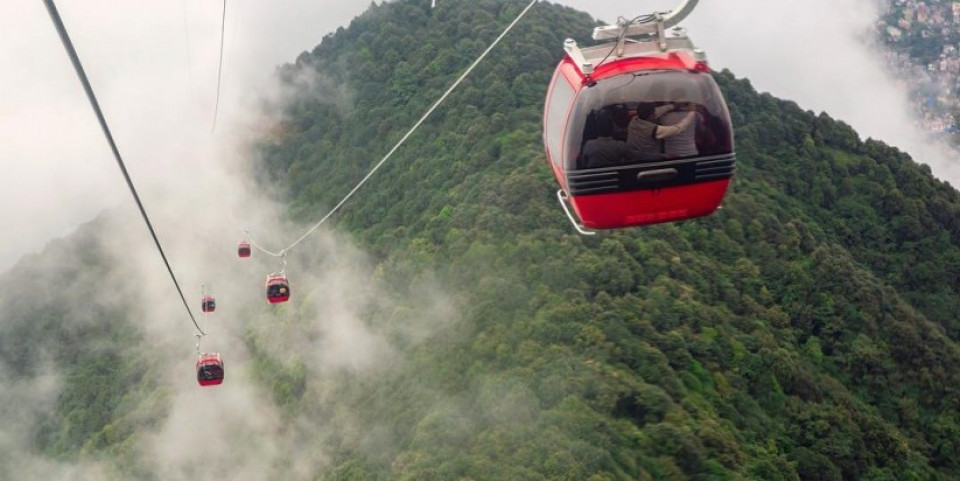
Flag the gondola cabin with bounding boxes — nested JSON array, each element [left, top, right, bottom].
[[266, 275, 290, 304], [543, 20, 734, 233], [196, 353, 224, 386], [201, 295, 216, 313], [238, 241, 251, 258]]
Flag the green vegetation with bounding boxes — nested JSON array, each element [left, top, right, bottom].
[[1, 0, 957, 479], [0, 216, 164, 478]]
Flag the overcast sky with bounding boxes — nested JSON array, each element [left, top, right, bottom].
[[0, 0, 956, 272], [0, 0, 370, 272]]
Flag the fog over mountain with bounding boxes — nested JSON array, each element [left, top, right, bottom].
[[0, 0, 369, 271]]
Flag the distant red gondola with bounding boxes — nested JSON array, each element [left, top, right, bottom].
[[266, 275, 290, 304], [201, 295, 216, 313], [543, 1, 734, 233], [238, 241, 251, 258], [196, 353, 224, 386]]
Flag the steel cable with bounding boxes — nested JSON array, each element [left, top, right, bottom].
[[246, 0, 541, 258], [211, 0, 227, 133], [42, 0, 206, 337]]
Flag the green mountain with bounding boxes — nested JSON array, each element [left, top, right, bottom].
[[2, 0, 958, 479]]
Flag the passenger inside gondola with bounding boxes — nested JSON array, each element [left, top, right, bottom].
[[661, 89, 700, 158], [198, 362, 224, 382], [610, 105, 631, 141], [627, 102, 697, 161], [569, 70, 732, 171], [582, 110, 630, 168], [267, 283, 288, 297]]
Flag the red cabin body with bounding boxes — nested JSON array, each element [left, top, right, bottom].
[[196, 353, 224, 386], [543, 36, 735, 230], [201, 295, 216, 313], [238, 241, 251, 258], [266, 275, 290, 304]]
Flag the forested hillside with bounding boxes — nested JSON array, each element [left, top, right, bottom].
[[1, 0, 957, 479], [0, 214, 161, 478]]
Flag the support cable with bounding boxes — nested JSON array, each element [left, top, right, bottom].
[[244, 228, 283, 258], [182, 0, 194, 85], [247, 0, 540, 257], [211, 0, 227, 133], [42, 0, 205, 336]]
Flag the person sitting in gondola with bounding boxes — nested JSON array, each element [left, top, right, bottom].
[[582, 110, 630, 168], [267, 282, 288, 298], [610, 105, 631, 141], [660, 88, 702, 158], [198, 363, 223, 381], [627, 102, 697, 162]]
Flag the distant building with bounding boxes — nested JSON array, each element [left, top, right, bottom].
[[877, 0, 960, 146], [949, 58, 960, 74]]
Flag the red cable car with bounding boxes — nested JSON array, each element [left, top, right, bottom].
[[543, 2, 734, 233], [238, 241, 251, 258], [266, 275, 290, 304], [196, 352, 224, 386], [201, 295, 216, 313]]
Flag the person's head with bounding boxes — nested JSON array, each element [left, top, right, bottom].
[[610, 105, 630, 128], [636, 103, 655, 120], [596, 110, 614, 137]]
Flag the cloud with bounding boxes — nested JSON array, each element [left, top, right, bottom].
[[1, 2, 459, 473], [0, 0, 373, 272], [0, 1, 409, 478], [0, 351, 113, 480], [117, 208, 455, 479]]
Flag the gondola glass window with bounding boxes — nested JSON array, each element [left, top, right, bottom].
[[545, 74, 576, 169], [568, 70, 732, 170]]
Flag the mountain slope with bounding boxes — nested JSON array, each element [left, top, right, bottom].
[[257, 1, 959, 479], [0, 0, 957, 479]]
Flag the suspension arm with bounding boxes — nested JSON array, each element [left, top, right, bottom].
[[593, 0, 700, 39]]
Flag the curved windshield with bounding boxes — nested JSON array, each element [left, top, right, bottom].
[[267, 283, 288, 297], [199, 364, 224, 380], [566, 70, 733, 170]]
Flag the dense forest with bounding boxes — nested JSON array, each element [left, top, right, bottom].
[[0, 0, 957, 479]]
